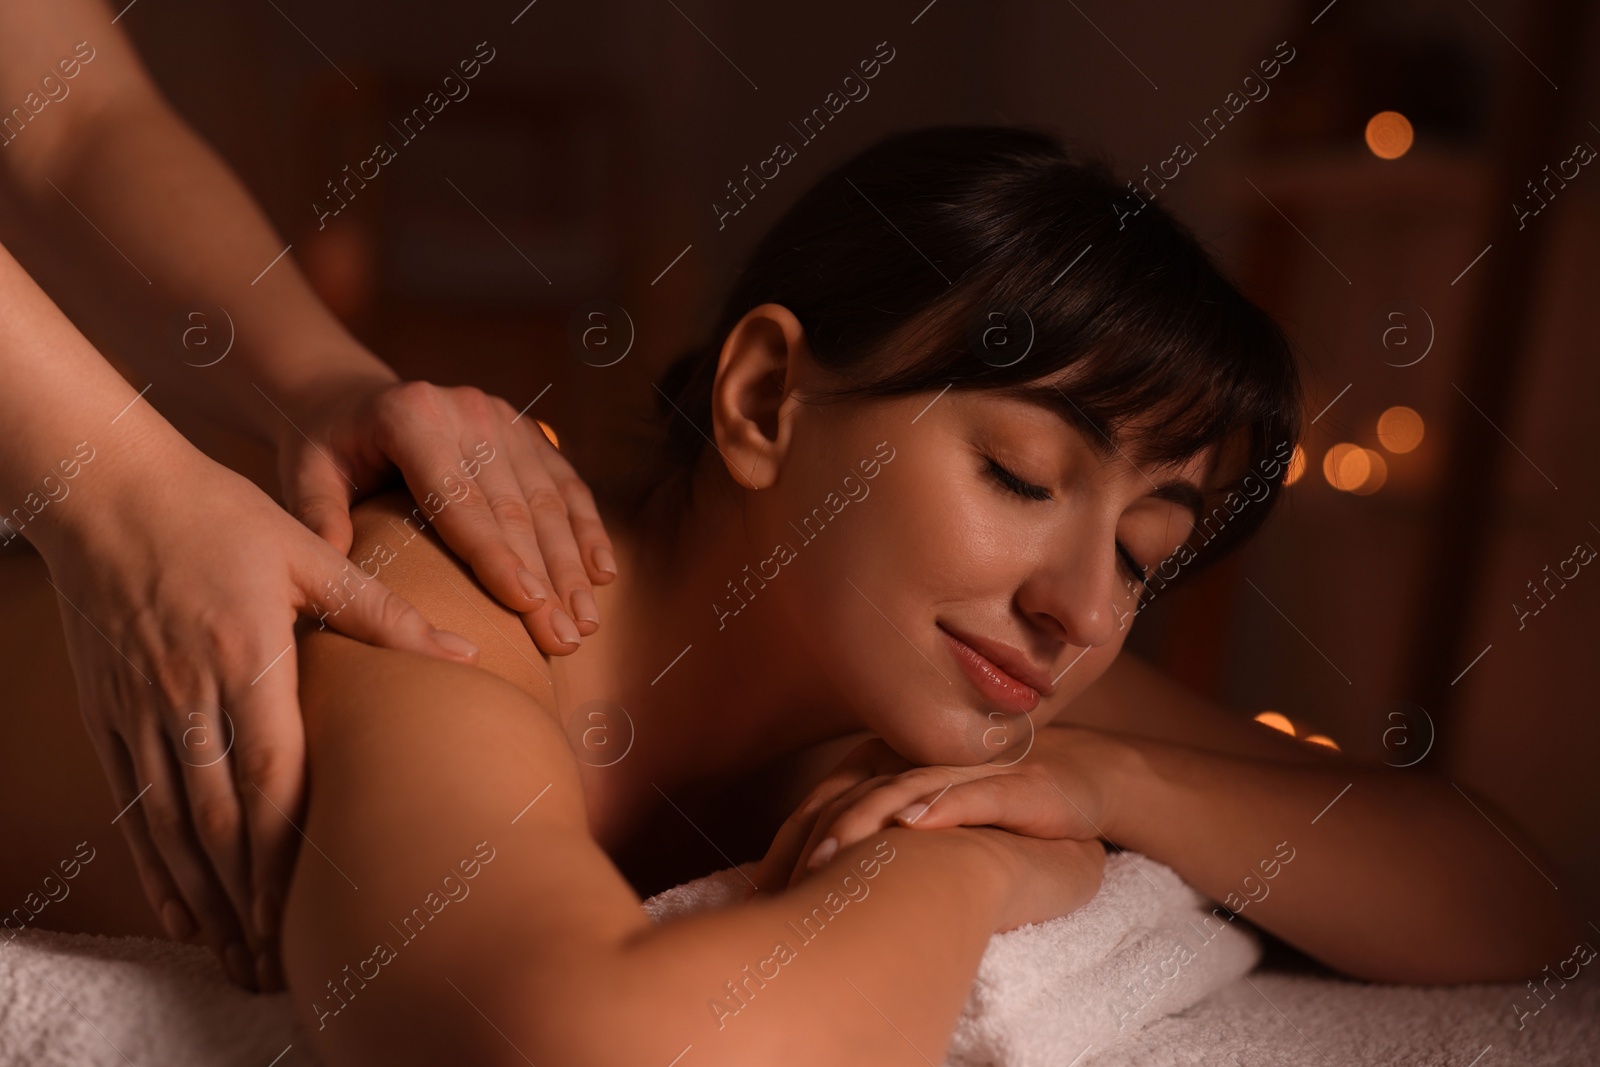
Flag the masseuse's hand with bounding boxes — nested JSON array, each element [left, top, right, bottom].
[[276, 376, 616, 651], [770, 728, 1117, 880], [44, 427, 482, 993]]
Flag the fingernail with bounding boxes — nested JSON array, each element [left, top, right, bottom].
[[433, 628, 479, 660], [226, 942, 254, 988], [161, 899, 196, 940], [550, 609, 582, 647], [517, 568, 547, 605], [895, 802, 929, 824], [593, 545, 618, 577], [571, 587, 600, 627], [253, 887, 280, 938], [806, 837, 838, 870]]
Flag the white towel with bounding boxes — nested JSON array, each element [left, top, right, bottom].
[[642, 849, 1263, 1066], [0, 850, 1254, 1066], [0, 927, 304, 1066]]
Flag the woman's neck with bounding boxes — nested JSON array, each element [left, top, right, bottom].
[[549, 478, 860, 841]]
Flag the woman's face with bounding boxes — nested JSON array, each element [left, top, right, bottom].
[[742, 378, 1212, 767]]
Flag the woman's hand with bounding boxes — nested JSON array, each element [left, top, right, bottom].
[[771, 727, 1123, 880], [748, 735, 1109, 932], [38, 427, 483, 993], [275, 376, 617, 652]]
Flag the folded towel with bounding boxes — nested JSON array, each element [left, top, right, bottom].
[[0, 927, 303, 1066], [641, 849, 1263, 1066], [0, 849, 1254, 1066]]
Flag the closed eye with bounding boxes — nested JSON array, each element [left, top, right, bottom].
[[981, 455, 1149, 587]]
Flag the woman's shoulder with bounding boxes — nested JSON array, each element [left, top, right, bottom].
[[337, 488, 556, 706]]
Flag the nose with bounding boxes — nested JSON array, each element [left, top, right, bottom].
[[1014, 526, 1129, 652]]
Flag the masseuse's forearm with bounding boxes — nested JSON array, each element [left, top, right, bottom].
[[0, 0, 391, 445], [1100, 735, 1585, 983], [0, 236, 191, 552]]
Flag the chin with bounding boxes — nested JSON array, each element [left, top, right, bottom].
[[874, 698, 1032, 768]]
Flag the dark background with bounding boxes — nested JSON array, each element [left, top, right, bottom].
[[119, 0, 1600, 915]]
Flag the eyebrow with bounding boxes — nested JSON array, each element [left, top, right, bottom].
[[997, 382, 1208, 522]]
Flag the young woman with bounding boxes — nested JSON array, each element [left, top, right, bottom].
[[2, 126, 1581, 1067]]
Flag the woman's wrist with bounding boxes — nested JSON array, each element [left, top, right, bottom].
[[1076, 727, 1157, 847]]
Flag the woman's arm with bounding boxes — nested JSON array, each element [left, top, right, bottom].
[[1096, 729, 1586, 984], [287, 644, 1014, 1067], [805, 651, 1586, 985], [1072, 652, 1586, 982], [285, 502, 1035, 1067]]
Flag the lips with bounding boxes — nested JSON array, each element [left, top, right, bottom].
[[937, 623, 1055, 715]]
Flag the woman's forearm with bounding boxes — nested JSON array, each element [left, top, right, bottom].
[[586, 827, 1008, 1067], [1100, 733, 1585, 983]]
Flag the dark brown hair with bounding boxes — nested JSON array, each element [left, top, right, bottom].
[[612, 124, 1303, 580]]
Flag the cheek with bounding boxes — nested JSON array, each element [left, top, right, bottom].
[[759, 455, 1036, 763]]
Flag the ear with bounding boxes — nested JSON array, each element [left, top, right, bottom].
[[710, 303, 809, 490]]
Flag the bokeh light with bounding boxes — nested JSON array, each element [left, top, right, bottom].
[[1254, 710, 1295, 735], [1303, 734, 1341, 752], [1349, 449, 1388, 495], [1365, 111, 1414, 160], [1324, 443, 1390, 493], [1376, 405, 1425, 453], [1284, 444, 1307, 486], [1322, 443, 1363, 490], [536, 419, 560, 449]]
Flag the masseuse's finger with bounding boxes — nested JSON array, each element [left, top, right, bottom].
[[513, 415, 616, 587], [281, 444, 356, 555], [459, 432, 589, 654], [132, 722, 256, 990], [167, 688, 256, 962], [90, 725, 195, 944], [505, 420, 599, 642], [392, 429, 548, 620], [225, 642, 305, 993], [293, 544, 480, 665]]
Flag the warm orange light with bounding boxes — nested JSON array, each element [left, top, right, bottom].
[[1350, 449, 1388, 495], [536, 419, 560, 449], [1302, 733, 1341, 752], [1254, 710, 1295, 736], [1284, 444, 1307, 486], [1365, 111, 1413, 160], [1377, 405, 1424, 453], [1323, 443, 1361, 490]]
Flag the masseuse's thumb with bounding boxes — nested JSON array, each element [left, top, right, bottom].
[[282, 448, 356, 555], [295, 545, 480, 665]]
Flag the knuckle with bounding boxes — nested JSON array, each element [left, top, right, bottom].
[[525, 486, 568, 517], [379, 381, 441, 427], [192, 799, 237, 846], [457, 386, 493, 419], [145, 800, 189, 845], [488, 495, 535, 530], [376, 588, 419, 634], [236, 745, 278, 788]]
